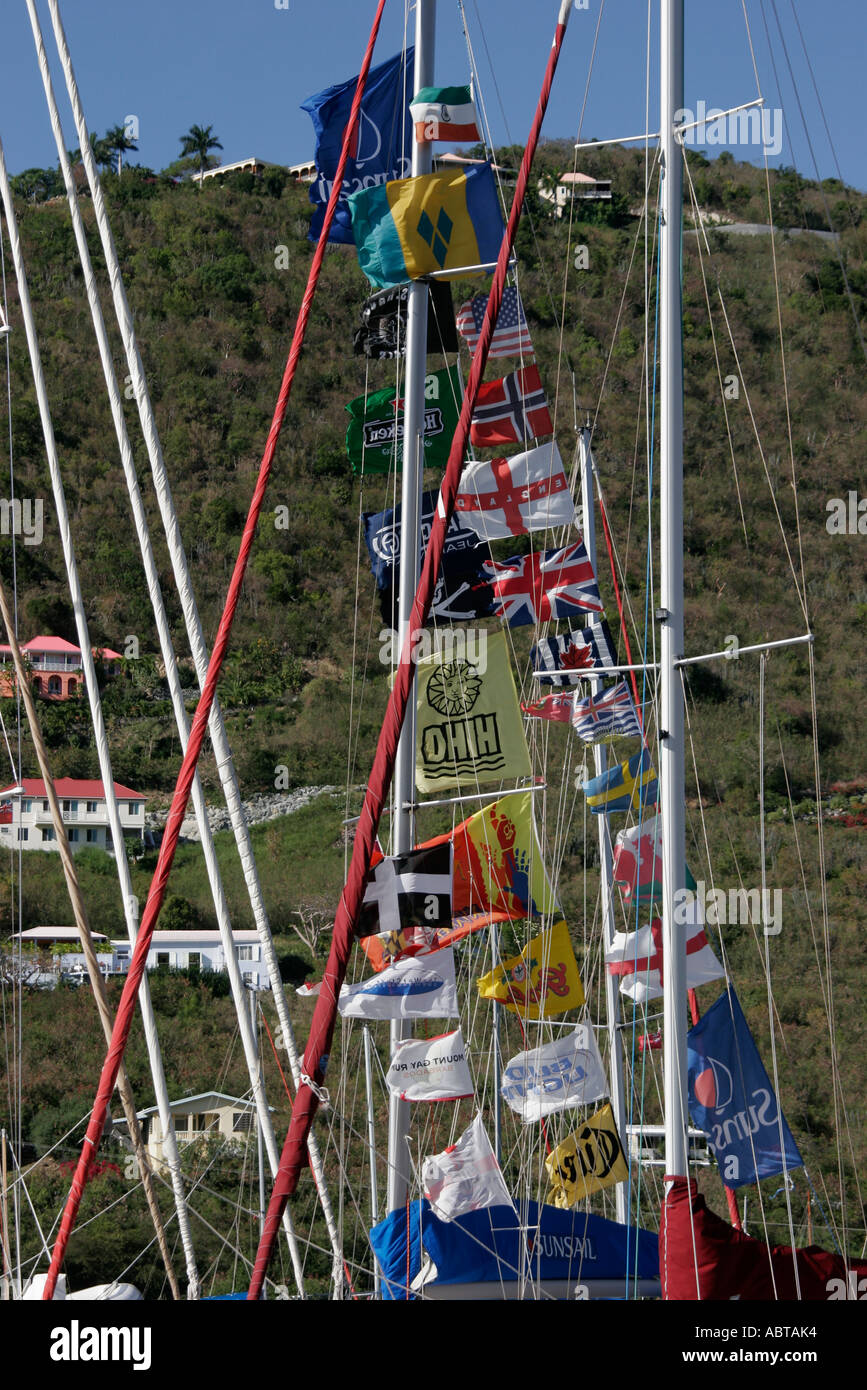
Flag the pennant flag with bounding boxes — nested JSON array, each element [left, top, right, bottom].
[[521, 693, 574, 723], [354, 281, 459, 358], [454, 442, 576, 541], [456, 287, 532, 358], [606, 902, 725, 1004], [470, 365, 552, 447], [301, 50, 414, 246], [502, 1026, 607, 1122], [415, 630, 531, 792], [483, 541, 603, 628], [545, 1104, 630, 1204], [349, 163, 504, 289], [387, 1028, 474, 1102], [687, 989, 803, 1188], [639, 1030, 663, 1053], [610, 812, 697, 904], [345, 366, 461, 474], [571, 681, 642, 743], [417, 792, 560, 921], [583, 748, 657, 815], [338, 949, 459, 1020], [296, 981, 321, 998], [410, 84, 480, 143], [358, 843, 452, 940], [532, 619, 617, 685], [361, 909, 497, 973], [476, 919, 584, 1019], [422, 1114, 512, 1221], [364, 488, 484, 592]]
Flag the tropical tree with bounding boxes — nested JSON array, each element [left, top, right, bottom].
[[179, 124, 223, 184], [103, 123, 138, 175]]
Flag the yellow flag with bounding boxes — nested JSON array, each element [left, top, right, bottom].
[[544, 1103, 629, 1203], [415, 630, 531, 794], [476, 919, 584, 1019]]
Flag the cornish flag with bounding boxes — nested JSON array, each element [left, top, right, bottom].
[[571, 681, 642, 743], [455, 442, 576, 541], [606, 906, 725, 1005], [470, 365, 553, 447], [531, 618, 616, 684], [456, 287, 533, 358], [484, 541, 603, 627], [358, 844, 453, 940]]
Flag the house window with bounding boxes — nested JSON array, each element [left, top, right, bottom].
[[22, 799, 31, 812], [42, 800, 49, 812], [19, 828, 28, 842], [128, 803, 140, 815], [232, 1111, 254, 1133], [237, 945, 256, 961], [192, 1112, 219, 1133], [86, 828, 98, 843], [47, 676, 61, 695], [42, 827, 55, 842], [186, 952, 201, 970], [86, 801, 98, 814], [155, 952, 170, 967], [173, 1116, 189, 1134], [62, 800, 78, 816], [68, 829, 79, 842]]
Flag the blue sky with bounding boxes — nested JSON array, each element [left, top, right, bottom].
[[1, 0, 863, 190]]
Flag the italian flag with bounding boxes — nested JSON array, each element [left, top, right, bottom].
[[410, 84, 480, 143]]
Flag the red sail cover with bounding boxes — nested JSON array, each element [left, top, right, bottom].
[[660, 1177, 867, 1300]]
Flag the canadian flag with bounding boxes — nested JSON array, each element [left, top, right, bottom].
[[606, 903, 725, 1004]]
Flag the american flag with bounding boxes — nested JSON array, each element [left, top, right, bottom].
[[455, 287, 533, 358], [571, 680, 642, 743], [484, 542, 603, 627], [532, 618, 617, 685]]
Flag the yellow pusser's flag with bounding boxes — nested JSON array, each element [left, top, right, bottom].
[[545, 1103, 629, 1205], [415, 630, 531, 794], [476, 919, 584, 1019]]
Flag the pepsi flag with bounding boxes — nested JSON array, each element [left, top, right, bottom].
[[456, 287, 533, 358], [687, 989, 803, 1188], [571, 681, 642, 743], [532, 619, 617, 685], [483, 542, 604, 627], [301, 50, 414, 245], [470, 365, 553, 447]]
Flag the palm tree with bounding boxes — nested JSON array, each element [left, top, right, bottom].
[[103, 124, 139, 175], [179, 124, 223, 185]]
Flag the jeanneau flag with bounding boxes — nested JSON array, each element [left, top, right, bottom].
[[410, 84, 480, 143], [422, 1114, 512, 1221], [477, 919, 584, 1019], [349, 163, 504, 289]]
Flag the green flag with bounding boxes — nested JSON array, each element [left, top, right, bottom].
[[345, 365, 461, 475]]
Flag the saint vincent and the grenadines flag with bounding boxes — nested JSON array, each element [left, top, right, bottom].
[[349, 162, 504, 289], [345, 366, 461, 474], [477, 919, 584, 1019]]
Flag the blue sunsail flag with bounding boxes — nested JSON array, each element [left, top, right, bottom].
[[687, 988, 803, 1189], [301, 49, 414, 245]]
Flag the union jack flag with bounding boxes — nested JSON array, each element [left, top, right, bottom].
[[571, 680, 642, 743], [483, 542, 603, 628], [455, 287, 533, 358], [532, 618, 616, 685]]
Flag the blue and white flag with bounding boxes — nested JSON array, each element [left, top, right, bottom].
[[338, 949, 458, 1020], [301, 49, 414, 245], [687, 989, 803, 1188], [531, 620, 616, 686], [571, 681, 642, 743], [364, 488, 484, 590]]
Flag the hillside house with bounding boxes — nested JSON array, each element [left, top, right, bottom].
[[0, 777, 145, 852], [13, 926, 271, 989], [0, 635, 121, 700], [538, 170, 613, 217], [116, 1092, 270, 1169]]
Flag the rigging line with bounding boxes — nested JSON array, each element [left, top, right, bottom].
[[788, 0, 863, 237]]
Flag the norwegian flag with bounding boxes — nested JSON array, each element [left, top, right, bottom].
[[455, 442, 576, 541], [470, 365, 553, 447], [521, 693, 574, 723], [456, 287, 533, 358], [531, 618, 616, 685], [571, 680, 642, 743], [484, 542, 603, 628]]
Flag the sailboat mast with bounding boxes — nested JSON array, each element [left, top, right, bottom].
[[387, 0, 436, 1216], [659, 0, 689, 1183]]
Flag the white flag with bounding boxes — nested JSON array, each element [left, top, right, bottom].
[[454, 442, 576, 541], [502, 1025, 607, 1122], [386, 1028, 474, 1102], [606, 900, 725, 1005], [422, 1113, 512, 1221], [338, 949, 458, 1020]]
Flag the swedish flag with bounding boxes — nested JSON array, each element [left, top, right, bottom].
[[349, 162, 504, 289], [583, 749, 658, 815]]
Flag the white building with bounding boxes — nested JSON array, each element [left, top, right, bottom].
[[0, 778, 145, 853], [116, 1092, 270, 1170], [14, 926, 271, 990], [538, 170, 613, 217]]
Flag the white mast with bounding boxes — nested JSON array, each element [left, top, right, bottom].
[[387, 0, 436, 1215], [659, 0, 689, 1184]]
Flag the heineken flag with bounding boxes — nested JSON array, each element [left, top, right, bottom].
[[386, 1028, 474, 1102], [354, 281, 458, 358], [502, 1026, 607, 1122], [410, 85, 480, 143], [349, 162, 504, 289], [345, 366, 461, 474], [338, 949, 458, 1020], [583, 748, 658, 815], [415, 629, 530, 793], [545, 1104, 630, 1205], [416, 792, 560, 921], [301, 49, 414, 245], [477, 919, 584, 1019], [358, 843, 452, 940]]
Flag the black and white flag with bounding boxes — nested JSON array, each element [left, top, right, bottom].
[[358, 844, 453, 940]]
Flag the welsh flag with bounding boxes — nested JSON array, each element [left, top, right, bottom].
[[611, 812, 696, 904]]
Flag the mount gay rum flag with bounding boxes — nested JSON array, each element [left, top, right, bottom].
[[422, 1113, 512, 1221], [386, 1028, 474, 1102]]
